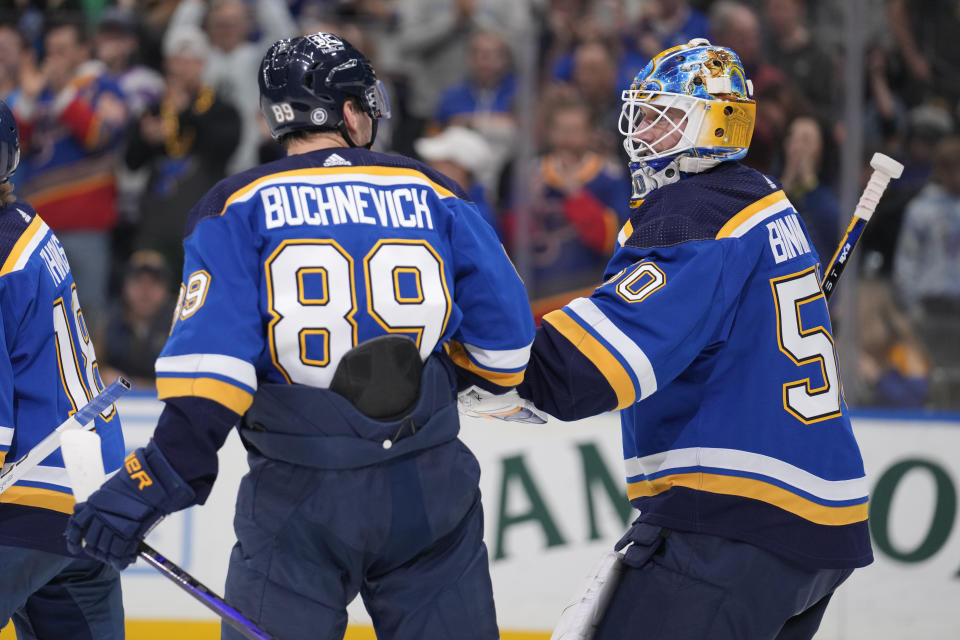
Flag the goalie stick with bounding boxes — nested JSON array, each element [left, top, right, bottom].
[[62, 431, 278, 640], [0, 376, 131, 495], [820, 152, 904, 300]]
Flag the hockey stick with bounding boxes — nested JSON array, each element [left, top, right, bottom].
[[0, 376, 131, 494], [136, 542, 277, 640], [62, 432, 278, 640], [820, 152, 904, 300]]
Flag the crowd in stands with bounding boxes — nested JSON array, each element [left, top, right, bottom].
[[1, 0, 958, 409]]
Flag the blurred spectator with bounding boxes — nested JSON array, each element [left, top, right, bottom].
[[415, 125, 499, 234], [710, 1, 786, 173], [124, 24, 240, 273], [170, 0, 296, 173], [857, 277, 929, 408], [505, 98, 631, 298], [617, 0, 709, 89], [0, 20, 27, 99], [893, 137, 960, 317], [135, 0, 183, 70], [891, 133, 960, 405], [778, 115, 841, 261], [862, 41, 908, 152], [626, 0, 709, 59], [99, 250, 175, 388], [433, 29, 516, 183], [94, 8, 164, 118], [709, 1, 782, 96], [570, 40, 621, 156], [762, 0, 838, 123], [887, 0, 960, 110], [862, 103, 953, 273], [94, 7, 166, 235], [395, 0, 532, 153], [9, 15, 127, 332]]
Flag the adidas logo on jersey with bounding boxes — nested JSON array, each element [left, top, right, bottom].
[[323, 154, 352, 167]]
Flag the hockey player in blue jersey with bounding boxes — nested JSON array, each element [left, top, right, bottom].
[[519, 40, 872, 639], [66, 33, 534, 639], [0, 100, 126, 638]]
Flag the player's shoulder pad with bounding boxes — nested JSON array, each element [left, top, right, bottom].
[[0, 200, 38, 269], [183, 148, 471, 238], [623, 162, 782, 250]]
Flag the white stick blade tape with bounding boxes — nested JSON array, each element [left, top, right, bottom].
[[61, 430, 106, 503]]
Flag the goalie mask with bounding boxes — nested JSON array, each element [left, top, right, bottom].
[[620, 38, 755, 204]]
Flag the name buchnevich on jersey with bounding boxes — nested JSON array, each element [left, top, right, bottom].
[[260, 183, 435, 231], [38, 233, 70, 287], [766, 213, 812, 264]]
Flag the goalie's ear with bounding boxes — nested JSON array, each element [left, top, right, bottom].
[[330, 335, 423, 420]]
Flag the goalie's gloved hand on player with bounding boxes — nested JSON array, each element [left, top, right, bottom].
[[65, 440, 196, 570], [457, 385, 549, 424]]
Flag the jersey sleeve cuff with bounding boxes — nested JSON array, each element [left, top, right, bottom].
[[445, 340, 529, 390], [156, 377, 254, 415]]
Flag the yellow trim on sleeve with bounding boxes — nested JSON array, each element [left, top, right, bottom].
[[618, 219, 634, 246], [0, 216, 44, 276], [715, 190, 787, 239], [446, 341, 525, 388], [220, 166, 457, 215], [0, 486, 75, 513], [542, 309, 636, 409], [156, 377, 254, 415], [626, 472, 869, 526]]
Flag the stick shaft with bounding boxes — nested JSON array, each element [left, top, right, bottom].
[[820, 156, 901, 299], [138, 543, 277, 640], [0, 377, 131, 493]]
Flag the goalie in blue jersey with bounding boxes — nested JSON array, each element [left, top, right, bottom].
[[519, 40, 872, 639], [66, 33, 534, 639], [0, 100, 126, 638]]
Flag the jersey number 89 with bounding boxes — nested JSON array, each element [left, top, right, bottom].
[[265, 239, 450, 387]]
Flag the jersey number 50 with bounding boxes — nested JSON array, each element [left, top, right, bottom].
[[771, 267, 842, 424], [265, 239, 450, 388]]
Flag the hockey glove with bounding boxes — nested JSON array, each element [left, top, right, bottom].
[[458, 386, 549, 424], [65, 440, 196, 570]]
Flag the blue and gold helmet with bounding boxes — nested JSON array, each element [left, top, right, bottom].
[[619, 39, 755, 199]]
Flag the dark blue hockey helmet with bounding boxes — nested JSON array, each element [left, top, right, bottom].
[[259, 32, 390, 147], [0, 100, 20, 183]]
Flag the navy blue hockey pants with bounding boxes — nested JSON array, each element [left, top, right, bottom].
[[0, 545, 124, 639], [595, 522, 854, 640], [222, 438, 499, 640]]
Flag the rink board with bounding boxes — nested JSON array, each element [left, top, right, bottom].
[[4, 395, 960, 639]]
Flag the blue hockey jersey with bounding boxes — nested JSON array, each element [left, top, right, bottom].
[[0, 201, 124, 554], [155, 148, 534, 420], [520, 162, 872, 569]]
